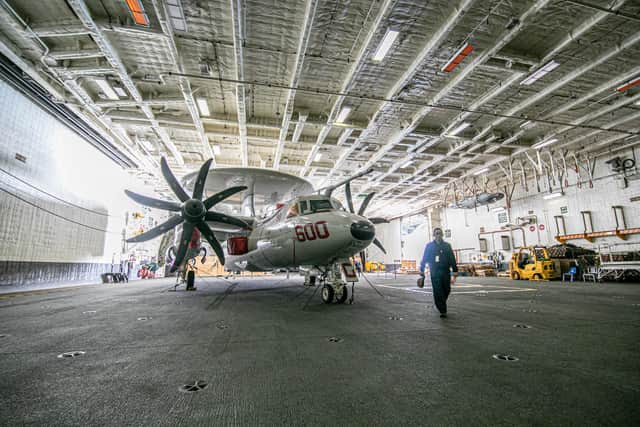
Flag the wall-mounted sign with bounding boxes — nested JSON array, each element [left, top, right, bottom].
[[539, 224, 545, 231], [560, 206, 568, 214], [444, 229, 451, 238], [529, 225, 536, 232], [498, 212, 508, 223]]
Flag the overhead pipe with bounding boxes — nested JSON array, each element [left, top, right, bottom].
[[300, 0, 395, 178], [324, 0, 479, 183], [230, 0, 248, 166], [151, 0, 214, 163], [272, 0, 318, 170], [66, 0, 184, 165]]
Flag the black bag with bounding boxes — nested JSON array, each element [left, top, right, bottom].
[[417, 276, 424, 288]]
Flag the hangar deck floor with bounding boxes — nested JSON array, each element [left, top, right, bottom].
[[1, 274, 638, 425]]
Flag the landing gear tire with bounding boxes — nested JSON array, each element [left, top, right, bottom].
[[186, 270, 196, 291], [511, 272, 520, 280], [533, 273, 542, 280], [336, 286, 348, 304], [321, 284, 334, 304]]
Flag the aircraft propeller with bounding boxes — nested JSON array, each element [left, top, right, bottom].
[[344, 182, 388, 268], [125, 157, 249, 271]]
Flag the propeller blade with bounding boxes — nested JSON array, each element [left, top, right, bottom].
[[170, 222, 195, 272], [203, 186, 248, 210], [124, 190, 181, 212], [368, 217, 389, 224], [126, 215, 183, 243], [372, 238, 387, 254], [160, 157, 190, 202], [205, 212, 251, 229], [196, 222, 225, 265], [345, 182, 355, 213], [357, 192, 376, 216], [192, 158, 213, 200]]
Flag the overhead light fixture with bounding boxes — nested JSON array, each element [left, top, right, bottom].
[[314, 153, 322, 162], [212, 145, 221, 155], [95, 79, 119, 100], [543, 192, 563, 200], [335, 107, 351, 124], [520, 120, 535, 129], [166, 0, 187, 32], [372, 29, 399, 62], [447, 122, 470, 136], [136, 136, 154, 151], [520, 60, 560, 86], [474, 167, 489, 175], [400, 159, 413, 168], [112, 86, 127, 98], [491, 206, 506, 212], [125, 0, 149, 26], [616, 77, 640, 92], [196, 98, 210, 117], [442, 42, 474, 73], [532, 138, 558, 149]]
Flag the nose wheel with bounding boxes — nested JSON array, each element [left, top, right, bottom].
[[321, 284, 334, 304], [321, 283, 349, 304]]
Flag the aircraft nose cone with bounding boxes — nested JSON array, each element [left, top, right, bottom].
[[350, 221, 375, 241]]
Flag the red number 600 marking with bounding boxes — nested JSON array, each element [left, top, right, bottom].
[[295, 221, 330, 242]]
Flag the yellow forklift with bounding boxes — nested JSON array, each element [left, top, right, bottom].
[[509, 246, 561, 280]]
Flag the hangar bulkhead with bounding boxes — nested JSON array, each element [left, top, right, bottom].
[[0, 0, 639, 425]]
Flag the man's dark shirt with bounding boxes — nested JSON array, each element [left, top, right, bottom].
[[420, 240, 458, 275]]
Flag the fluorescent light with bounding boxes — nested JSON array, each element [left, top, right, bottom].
[[212, 145, 221, 155], [520, 120, 534, 129], [335, 107, 351, 123], [112, 86, 127, 97], [448, 122, 470, 136], [543, 192, 563, 200], [196, 98, 210, 117], [314, 153, 322, 162], [372, 29, 399, 61], [95, 79, 118, 100], [474, 167, 489, 175], [400, 159, 413, 168], [137, 137, 153, 151], [491, 206, 506, 212], [520, 60, 560, 86], [532, 138, 558, 149]]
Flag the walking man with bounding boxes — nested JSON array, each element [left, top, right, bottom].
[[419, 228, 458, 318]]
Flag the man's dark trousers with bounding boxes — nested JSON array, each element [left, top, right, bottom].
[[431, 270, 451, 314]]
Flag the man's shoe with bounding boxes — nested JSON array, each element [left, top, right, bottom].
[[440, 313, 447, 318]]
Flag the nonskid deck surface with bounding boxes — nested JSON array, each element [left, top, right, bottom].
[[1, 274, 638, 425]]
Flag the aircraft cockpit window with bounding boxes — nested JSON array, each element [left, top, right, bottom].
[[299, 200, 309, 214], [309, 199, 333, 213], [286, 202, 300, 218], [331, 199, 345, 211]]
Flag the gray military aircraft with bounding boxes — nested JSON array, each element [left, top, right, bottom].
[[125, 157, 386, 304], [449, 192, 505, 209]]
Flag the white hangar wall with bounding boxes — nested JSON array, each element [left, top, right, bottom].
[[0, 79, 151, 286], [371, 153, 639, 267]]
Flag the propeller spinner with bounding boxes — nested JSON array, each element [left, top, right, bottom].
[[344, 182, 388, 267], [125, 157, 249, 272]]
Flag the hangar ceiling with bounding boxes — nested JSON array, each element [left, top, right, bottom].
[[0, 0, 639, 218]]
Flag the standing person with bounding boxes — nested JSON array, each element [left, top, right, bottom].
[[354, 259, 362, 276], [419, 228, 458, 318]]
